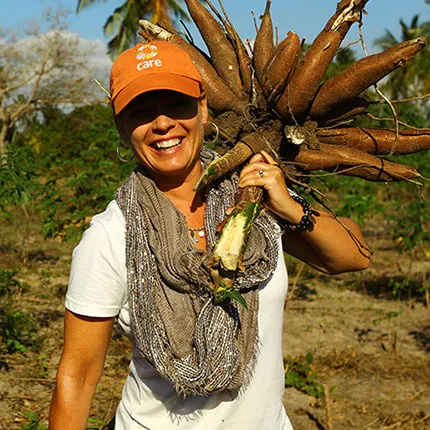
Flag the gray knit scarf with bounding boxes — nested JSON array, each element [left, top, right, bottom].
[[115, 148, 280, 397]]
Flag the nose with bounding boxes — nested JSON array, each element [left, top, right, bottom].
[[151, 113, 176, 134]]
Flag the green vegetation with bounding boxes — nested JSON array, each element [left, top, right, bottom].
[[0, 268, 34, 354], [0, 4, 428, 425], [8, 104, 135, 243], [76, 0, 189, 57], [284, 352, 327, 399], [371, 309, 404, 325], [373, 14, 430, 103], [20, 411, 47, 430], [0, 95, 426, 355]]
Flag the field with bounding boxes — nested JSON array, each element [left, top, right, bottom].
[[1, 0, 429, 427], [0, 189, 428, 430]]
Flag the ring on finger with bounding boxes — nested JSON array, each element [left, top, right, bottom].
[[258, 169, 265, 178]]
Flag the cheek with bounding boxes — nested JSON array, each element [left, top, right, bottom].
[[193, 125, 204, 151], [130, 126, 148, 147], [192, 114, 205, 141]]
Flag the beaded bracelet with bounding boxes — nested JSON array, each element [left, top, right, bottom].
[[279, 195, 320, 233]]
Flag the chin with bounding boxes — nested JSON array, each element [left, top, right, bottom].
[[147, 162, 195, 177]]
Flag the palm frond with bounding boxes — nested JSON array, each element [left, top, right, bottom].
[[76, 0, 109, 14], [103, 3, 129, 37], [167, 0, 190, 21], [373, 30, 398, 50]]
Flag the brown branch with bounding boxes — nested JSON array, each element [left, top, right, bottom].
[[364, 418, 380, 428], [324, 384, 334, 430], [0, 71, 40, 97], [358, 14, 400, 155], [376, 93, 430, 104], [216, 0, 231, 26], [336, 39, 360, 54], [375, 89, 399, 155], [292, 164, 382, 178], [205, 0, 231, 34], [179, 20, 194, 44], [380, 414, 430, 430], [93, 79, 111, 100], [9, 103, 33, 126], [27, 50, 52, 104], [364, 113, 424, 131], [251, 11, 258, 33], [320, 119, 355, 129]]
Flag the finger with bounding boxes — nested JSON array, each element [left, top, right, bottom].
[[259, 150, 279, 166], [238, 174, 271, 188], [238, 167, 283, 188], [241, 162, 282, 179], [240, 161, 267, 177], [248, 152, 264, 164]]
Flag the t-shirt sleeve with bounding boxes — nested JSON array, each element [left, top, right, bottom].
[[65, 201, 127, 318]]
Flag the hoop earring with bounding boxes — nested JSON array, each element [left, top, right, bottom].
[[203, 121, 219, 146], [116, 141, 134, 163]]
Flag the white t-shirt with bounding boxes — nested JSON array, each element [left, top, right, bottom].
[[66, 200, 293, 429]]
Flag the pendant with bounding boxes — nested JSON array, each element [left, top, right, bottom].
[[189, 228, 205, 244]]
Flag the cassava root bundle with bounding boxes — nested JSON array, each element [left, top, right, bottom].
[[139, 0, 428, 302]]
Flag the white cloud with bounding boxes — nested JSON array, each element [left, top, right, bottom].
[[1, 30, 113, 105], [77, 36, 113, 90]]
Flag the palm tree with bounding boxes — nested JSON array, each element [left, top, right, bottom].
[[76, 0, 189, 58], [373, 15, 430, 100]]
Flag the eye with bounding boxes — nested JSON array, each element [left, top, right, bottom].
[[126, 104, 153, 122], [131, 108, 149, 118]]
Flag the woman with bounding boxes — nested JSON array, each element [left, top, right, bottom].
[[49, 41, 370, 429]]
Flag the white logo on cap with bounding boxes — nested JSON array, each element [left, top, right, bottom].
[[136, 44, 158, 60], [136, 44, 163, 70]]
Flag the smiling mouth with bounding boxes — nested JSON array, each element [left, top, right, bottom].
[[152, 138, 182, 151]]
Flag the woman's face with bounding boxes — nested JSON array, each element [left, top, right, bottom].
[[117, 90, 208, 181]]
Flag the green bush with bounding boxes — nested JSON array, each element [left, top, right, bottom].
[[284, 352, 326, 399], [0, 268, 35, 354], [0, 145, 42, 214], [20, 411, 47, 430], [11, 104, 135, 242]]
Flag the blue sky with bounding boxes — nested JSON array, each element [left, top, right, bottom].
[[2, 0, 429, 52]]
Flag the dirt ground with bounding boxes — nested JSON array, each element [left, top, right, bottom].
[[0, 217, 429, 429]]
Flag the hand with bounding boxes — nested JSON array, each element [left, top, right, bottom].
[[238, 150, 303, 224], [239, 153, 371, 274]]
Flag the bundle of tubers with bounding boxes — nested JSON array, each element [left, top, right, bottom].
[[139, 0, 429, 303]]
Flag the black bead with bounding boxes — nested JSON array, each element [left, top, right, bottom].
[[278, 194, 320, 233]]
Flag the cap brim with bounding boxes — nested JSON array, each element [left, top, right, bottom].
[[112, 73, 201, 114]]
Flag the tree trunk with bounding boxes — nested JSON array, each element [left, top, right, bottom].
[[0, 121, 11, 156]]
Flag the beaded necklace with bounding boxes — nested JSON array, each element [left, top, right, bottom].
[[188, 226, 205, 244]]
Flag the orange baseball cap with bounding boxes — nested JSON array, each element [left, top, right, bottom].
[[110, 41, 203, 114]]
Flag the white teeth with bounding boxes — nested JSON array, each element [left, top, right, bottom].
[[154, 138, 181, 149]]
